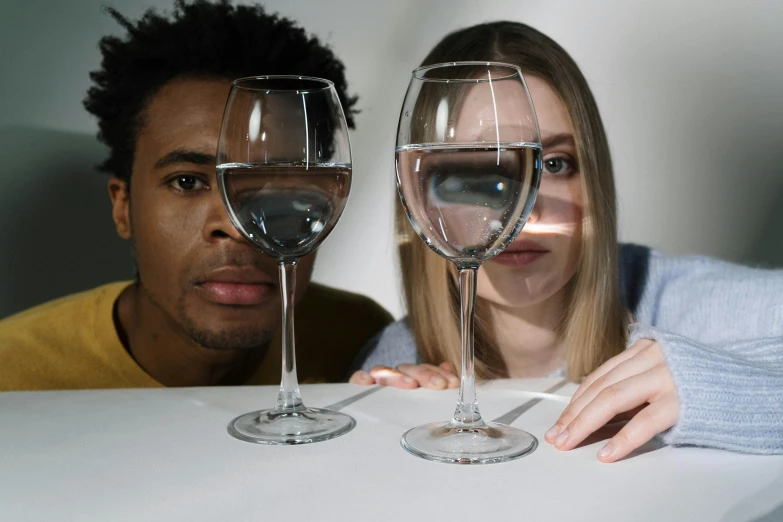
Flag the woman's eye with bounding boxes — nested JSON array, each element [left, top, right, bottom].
[[171, 175, 206, 191], [543, 156, 574, 176]]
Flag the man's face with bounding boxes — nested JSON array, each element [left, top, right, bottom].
[[110, 78, 316, 350]]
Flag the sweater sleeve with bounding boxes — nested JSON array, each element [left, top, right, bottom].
[[353, 319, 420, 372], [627, 250, 783, 453], [629, 324, 783, 454]]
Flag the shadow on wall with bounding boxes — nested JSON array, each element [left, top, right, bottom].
[[749, 199, 783, 268], [0, 126, 134, 319], [727, 112, 783, 269]]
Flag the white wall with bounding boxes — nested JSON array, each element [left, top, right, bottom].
[[1, 0, 782, 318]]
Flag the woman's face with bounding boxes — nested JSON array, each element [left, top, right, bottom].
[[476, 76, 584, 308]]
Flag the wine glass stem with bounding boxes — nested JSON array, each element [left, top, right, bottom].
[[275, 260, 304, 413], [452, 266, 485, 429]]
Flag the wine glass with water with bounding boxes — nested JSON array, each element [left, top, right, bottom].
[[396, 62, 542, 463], [217, 76, 354, 444]]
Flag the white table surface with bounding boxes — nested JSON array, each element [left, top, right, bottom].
[[1, 378, 781, 522]]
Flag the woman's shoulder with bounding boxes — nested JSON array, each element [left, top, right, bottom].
[[621, 243, 783, 340], [352, 318, 420, 372], [622, 243, 783, 282], [620, 242, 783, 287]]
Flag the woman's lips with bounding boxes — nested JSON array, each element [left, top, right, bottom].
[[490, 250, 548, 267], [198, 282, 275, 306]]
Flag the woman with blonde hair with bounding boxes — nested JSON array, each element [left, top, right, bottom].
[[351, 21, 783, 462]]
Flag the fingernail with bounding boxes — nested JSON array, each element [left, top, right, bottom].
[[356, 371, 370, 380], [431, 376, 446, 387], [402, 376, 415, 384], [554, 430, 569, 446], [545, 425, 561, 441], [598, 443, 613, 459]]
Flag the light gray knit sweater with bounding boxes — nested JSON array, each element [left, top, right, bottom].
[[357, 245, 783, 454]]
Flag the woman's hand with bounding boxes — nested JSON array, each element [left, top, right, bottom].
[[350, 363, 459, 390], [544, 339, 679, 463]]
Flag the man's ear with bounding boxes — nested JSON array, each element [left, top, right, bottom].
[[108, 177, 132, 240]]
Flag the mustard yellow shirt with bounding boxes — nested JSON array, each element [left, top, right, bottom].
[[0, 282, 392, 391]]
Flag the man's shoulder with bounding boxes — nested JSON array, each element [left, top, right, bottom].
[[292, 283, 394, 382], [302, 283, 393, 324], [0, 282, 131, 391], [0, 282, 129, 332]]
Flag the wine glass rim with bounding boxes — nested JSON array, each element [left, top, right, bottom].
[[412, 61, 522, 82], [231, 75, 334, 93]]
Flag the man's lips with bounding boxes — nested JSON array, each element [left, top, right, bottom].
[[491, 239, 549, 267], [197, 282, 275, 306], [195, 267, 276, 306]]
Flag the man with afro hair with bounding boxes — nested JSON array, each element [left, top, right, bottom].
[[0, 0, 392, 390]]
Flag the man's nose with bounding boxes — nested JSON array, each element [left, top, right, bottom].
[[204, 192, 246, 243]]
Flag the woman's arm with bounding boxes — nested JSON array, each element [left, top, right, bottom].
[[349, 320, 459, 389], [633, 325, 783, 453], [550, 251, 783, 461], [547, 327, 783, 462], [352, 319, 419, 371]]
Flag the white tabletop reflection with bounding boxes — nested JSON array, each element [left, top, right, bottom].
[[1, 378, 781, 522]]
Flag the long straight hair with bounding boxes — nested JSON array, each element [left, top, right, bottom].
[[398, 22, 628, 382]]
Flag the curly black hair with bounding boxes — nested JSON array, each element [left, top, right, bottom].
[[84, 0, 358, 183]]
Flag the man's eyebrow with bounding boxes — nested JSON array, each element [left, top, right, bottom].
[[154, 149, 216, 169], [541, 133, 575, 149]]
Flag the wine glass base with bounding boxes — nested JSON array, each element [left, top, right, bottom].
[[228, 407, 356, 445], [401, 420, 538, 464]]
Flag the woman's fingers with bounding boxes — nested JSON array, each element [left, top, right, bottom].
[[596, 395, 677, 462], [440, 361, 458, 375], [367, 365, 419, 389], [544, 340, 679, 463], [570, 339, 654, 405], [359, 363, 458, 390], [606, 405, 646, 425], [551, 365, 676, 453], [547, 348, 658, 442], [397, 363, 459, 389], [349, 370, 376, 385], [550, 371, 657, 451]]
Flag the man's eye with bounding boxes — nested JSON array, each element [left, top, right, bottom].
[[171, 175, 206, 191], [543, 156, 575, 176]]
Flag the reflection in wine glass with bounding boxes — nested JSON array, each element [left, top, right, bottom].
[[223, 169, 350, 257], [417, 147, 536, 251]]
